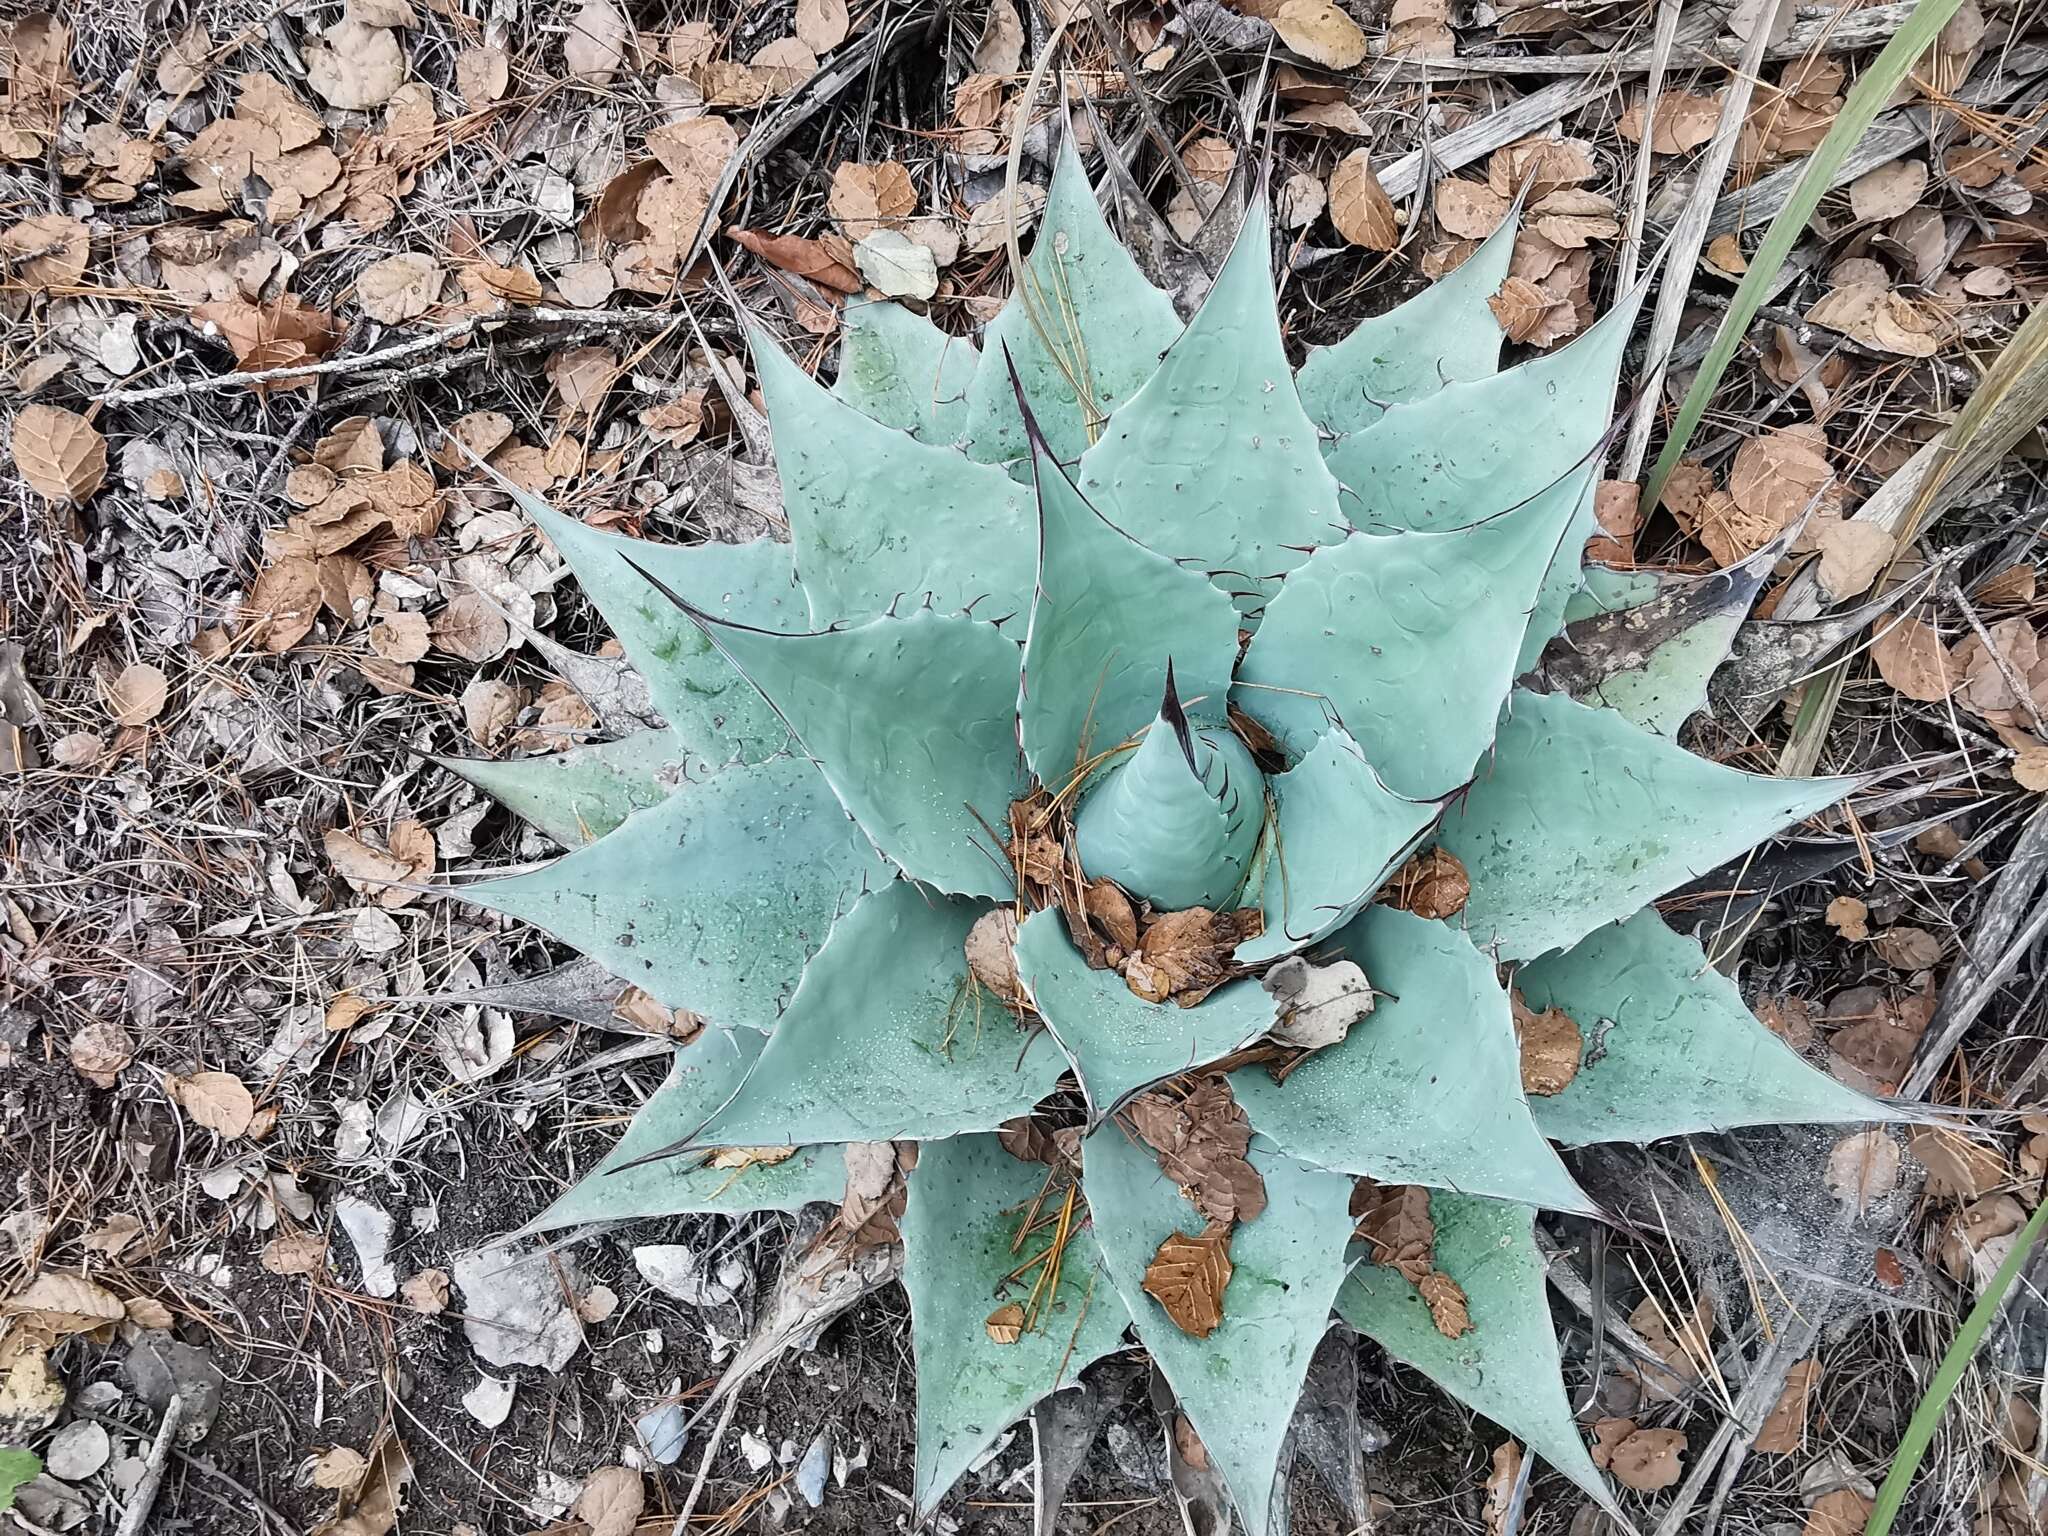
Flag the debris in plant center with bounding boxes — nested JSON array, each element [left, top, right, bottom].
[[442, 130, 1898, 1532]]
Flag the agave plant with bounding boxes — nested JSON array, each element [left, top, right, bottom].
[[446, 141, 1887, 1531]]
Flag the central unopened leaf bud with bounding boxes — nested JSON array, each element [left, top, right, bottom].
[[1071, 668, 1263, 910]]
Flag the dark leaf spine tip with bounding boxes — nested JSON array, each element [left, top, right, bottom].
[[1159, 659, 1200, 778]]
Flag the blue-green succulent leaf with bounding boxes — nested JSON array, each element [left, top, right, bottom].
[[962, 138, 1183, 468], [1336, 1192, 1623, 1519], [515, 495, 795, 760], [1513, 909, 1888, 1147], [1330, 281, 1644, 536], [1013, 909, 1274, 1119], [693, 882, 1068, 1146], [692, 607, 1029, 900], [833, 299, 980, 443], [1295, 211, 1517, 440], [1079, 200, 1344, 618], [1439, 690, 1858, 961], [1019, 428, 1240, 790], [1071, 690, 1262, 911], [752, 329, 1034, 626], [458, 754, 890, 1024], [1083, 1128, 1353, 1536], [1234, 489, 1581, 799], [1239, 729, 1438, 964], [902, 1134, 1131, 1520], [524, 1029, 847, 1232], [1234, 907, 1596, 1214], [1566, 565, 1662, 621], [1329, 287, 1644, 673], [436, 729, 689, 846]]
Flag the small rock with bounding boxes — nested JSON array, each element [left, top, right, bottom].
[[463, 1374, 517, 1429], [43, 1421, 110, 1481], [635, 1402, 687, 1466], [795, 1429, 831, 1507]]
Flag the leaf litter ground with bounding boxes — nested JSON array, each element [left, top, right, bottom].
[[3, 0, 2048, 1531]]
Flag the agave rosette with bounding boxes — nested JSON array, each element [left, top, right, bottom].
[[446, 142, 1886, 1530]]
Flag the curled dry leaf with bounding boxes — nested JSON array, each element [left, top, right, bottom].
[[728, 228, 862, 293], [965, 184, 1045, 254], [964, 907, 1024, 1004], [1629, 1291, 1713, 1401], [1607, 1427, 1686, 1491], [455, 46, 509, 106], [1871, 615, 1961, 701], [1510, 991, 1582, 1096], [1910, 1125, 2005, 1201], [1824, 894, 1869, 940], [973, 0, 1024, 72], [1122, 907, 1262, 1006], [1277, 171, 1327, 230], [68, 1019, 135, 1088], [170, 1070, 256, 1138], [105, 662, 168, 726], [1328, 150, 1397, 250], [1270, 0, 1368, 67], [1806, 284, 1942, 358], [1127, 1075, 1267, 1224], [1823, 1128, 1901, 1216], [1141, 1225, 1233, 1338], [357, 253, 441, 323], [1418, 1271, 1471, 1338], [984, 1301, 1025, 1344], [12, 403, 108, 502], [1355, 1181, 1435, 1283], [312, 1447, 370, 1491]]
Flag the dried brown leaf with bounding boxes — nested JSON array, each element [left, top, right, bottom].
[[728, 227, 862, 293], [1608, 1427, 1686, 1491], [828, 160, 916, 240], [1823, 1128, 1901, 1215], [1618, 90, 1721, 154], [1127, 1075, 1267, 1224], [1910, 1125, 2006, 1200], [1752, 1357, 1821, 1454], [1270, 0, 1367, 66], [1510, 991, 1582, 1095], [1328, 149, 1397, 250], [1849, 157, 1929, 222], [170, 1070, 255, 1138], [1434, 178, 1508, 239], [306, 17, 405, 108], [1871, 615, 1961, 702], [357, 252, 440, 323], [1803, 1489, 1874, 1536], [12, 403, 107, 502], [1418, 1270, 1471, 1338], [574, 1466, 645, 1536], [105, 662, 168, 726], [1141, 1225, 1233, 1338]]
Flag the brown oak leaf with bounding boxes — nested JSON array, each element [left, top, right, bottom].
[[1126, 1075, 1267, 1224], [1141, 1225, 1233, 1338]]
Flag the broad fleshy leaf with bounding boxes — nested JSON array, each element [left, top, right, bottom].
[[752, 329, 1034, 626], [1328, 287, 1644, 672], [1013, 909, 1274, 1118], [1513, 909, 1887, 1146], [460, 754, 891, 1024], [1238, 729, 1438, 963], [1329, 282, 1644, 535], [1233, 906, 1597, 1214], [1439, 690, 1859, 961], [524, 1029, 847, 1232], [1234, 489, 1581, 798], [1295, 211, 1517, 440], [1079, 200, 1344, 618], [515, 494, 795, 760], [902, 1134, 1131, 1519], [1083, 1128, 1352, 1536], [437, 729, 687, 846], [1071, 692, 1262, 911], [693, 881, 1068, 1146], [693, 607, 1029, 900], [833, 298, 980, 443], [1336, 1191, 1622, 1518], [962, 138, 1183, 468], [1019, 428, 1239, 789]]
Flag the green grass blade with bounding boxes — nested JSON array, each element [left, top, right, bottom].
[[1865, 1192, 2048, 1535], [1643, 0, 1964, 510]]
